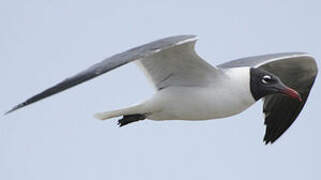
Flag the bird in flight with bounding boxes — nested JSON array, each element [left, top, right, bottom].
[[6, 35, 318, 144]]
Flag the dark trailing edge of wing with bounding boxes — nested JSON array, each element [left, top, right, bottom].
[[5, 35, 196, 115]]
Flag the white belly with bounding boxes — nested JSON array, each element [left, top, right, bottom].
[[146, 86, 256, 120]]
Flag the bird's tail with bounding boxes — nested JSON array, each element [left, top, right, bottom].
[[93, 104, 145, 120]]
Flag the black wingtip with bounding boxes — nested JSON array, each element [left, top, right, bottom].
[[263, 136, 273, 145], [263, 138, 276, 145], [3, 103, 25, 116], [264, 140, 271, 145]]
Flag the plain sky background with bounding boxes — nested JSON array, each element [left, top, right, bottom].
[[0, 0, 320, 179]]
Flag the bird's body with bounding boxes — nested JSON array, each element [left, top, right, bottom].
[[97, 67, 255, 121], [147, 85, 253, 120], [6, 35, 318, 144]]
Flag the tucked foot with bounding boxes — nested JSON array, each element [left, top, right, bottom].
[[117, 114, 146, 127]]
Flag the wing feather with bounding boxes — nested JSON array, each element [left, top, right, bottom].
[[5, 35, 202, 114]]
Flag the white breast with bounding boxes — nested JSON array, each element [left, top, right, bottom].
[[145, 67, 256, 120]]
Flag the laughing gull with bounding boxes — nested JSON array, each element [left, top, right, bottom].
[[6, 35, 318, 144]]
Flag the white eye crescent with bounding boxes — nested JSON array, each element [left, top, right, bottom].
[[261, 75, 272, 84]]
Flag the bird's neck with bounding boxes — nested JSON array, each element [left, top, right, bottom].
[[222, 67, 256, 105]]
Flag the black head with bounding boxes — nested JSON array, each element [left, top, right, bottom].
[[250, 68, 302, 101]]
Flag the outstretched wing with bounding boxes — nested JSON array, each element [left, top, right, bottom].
[[218, 52, 318, 144], [6, 35, 219, 114]]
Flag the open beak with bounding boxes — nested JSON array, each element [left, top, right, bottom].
[[279, 87, 302, 102]]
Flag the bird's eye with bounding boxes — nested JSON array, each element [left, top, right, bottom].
[[261, 75, 272, 84]]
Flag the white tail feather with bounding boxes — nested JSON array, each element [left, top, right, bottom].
[[94, 109, 123, 120], [93, 104, 145, 120]]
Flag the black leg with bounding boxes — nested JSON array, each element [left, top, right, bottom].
[[117, 114, 146, 127]]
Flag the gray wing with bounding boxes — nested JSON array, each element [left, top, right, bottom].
[[6, 35, 218, 114], [219, 52, 318, 144], [135, 37, 219, 90]]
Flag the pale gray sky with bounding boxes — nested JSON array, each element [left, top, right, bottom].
[[0, 0, 320, 179]]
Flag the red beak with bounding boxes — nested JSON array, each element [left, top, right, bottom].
[[280, 88, 302, 102]]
